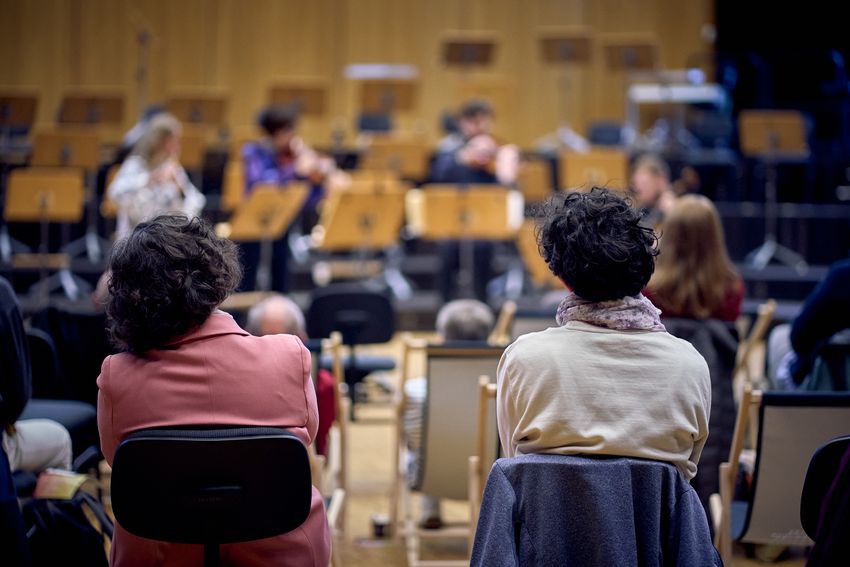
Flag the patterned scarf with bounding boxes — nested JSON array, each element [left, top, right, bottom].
[[555, 292, 666, 332]]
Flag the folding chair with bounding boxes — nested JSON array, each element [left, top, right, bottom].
[[711, 387, 850, 565], [391, 340, 503, 567], [487, 300, 516, 346]]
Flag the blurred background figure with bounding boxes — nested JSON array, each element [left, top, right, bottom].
[[630, 152, 677, 228], [107, 113, 206, 239], [646, 194, 744, 322]]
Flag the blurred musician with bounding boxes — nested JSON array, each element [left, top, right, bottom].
[[431, 99, 519, 186]]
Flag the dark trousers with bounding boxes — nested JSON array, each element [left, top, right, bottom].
[[238, 236, 290, 293], [437, 240, 493, 302]]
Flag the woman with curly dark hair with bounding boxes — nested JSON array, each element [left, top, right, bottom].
[[497, 188, 711, 481], [97, 215, 330, 567]]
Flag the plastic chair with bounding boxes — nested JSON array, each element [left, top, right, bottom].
[[306, 282, 396, 419], [110, 427, 312, 567]]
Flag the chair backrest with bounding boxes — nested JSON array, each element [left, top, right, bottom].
[[664, 318, 739, 511], [511, 309, 556, 341], [306, 283, 395, 345], [110, 427, 312, 545], [800, 434, 850, 540], [471, 454, 719, 566], [26, 328, 66, 399], [417, 342, 503, 500], [739, 392, 850, 545]]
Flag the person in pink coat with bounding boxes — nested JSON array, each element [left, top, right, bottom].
[[97, 214, 330, 567]]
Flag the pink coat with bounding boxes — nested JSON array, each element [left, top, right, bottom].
[[97, 311, 331, 567]]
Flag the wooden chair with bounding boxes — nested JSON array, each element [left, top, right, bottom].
[[468, 375, 497, 548], [487, 300, 516, 346], [710, 387, 850, 566], [391, 340, 504, 567]]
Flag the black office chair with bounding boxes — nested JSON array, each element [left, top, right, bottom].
[[357, 112, 393, 133], [110, 427, 312, 567], [306, 283, 396, 419]]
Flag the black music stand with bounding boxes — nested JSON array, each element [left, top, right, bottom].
[[739, 110, 810, 272]]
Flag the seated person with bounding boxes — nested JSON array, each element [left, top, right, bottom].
[[97, 215, 330, 566], [630, 152, 676, 229], [1, 277, 72, 474], [497, 188, 710, 481], [644, 195, 744, 321], [246, 295, 338, 456], [429, 100, 520, 302], [768, 259, 850, 390], [403, 299, 494, 529], [108, 113, 206, 240]]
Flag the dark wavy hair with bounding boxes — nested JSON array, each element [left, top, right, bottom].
[[106, 215, 242, 356], [537, 187, 658, 301]]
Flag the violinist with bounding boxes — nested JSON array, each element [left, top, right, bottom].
[[431, 99, 519, 186]]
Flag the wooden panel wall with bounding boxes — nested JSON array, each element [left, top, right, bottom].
[[0, 0, 713, 147]]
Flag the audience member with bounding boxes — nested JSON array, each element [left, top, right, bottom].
[[97, 215, 330, 566], [107, 113, 206, 239], [497, 188, 711, 481], [1, 277, 72, 474], [246, 295, 338, 456], [630, 152, 676, 228], [768, 259, 850, 390], [429, 100, 520, 301], [645, 194, 744, 321], [403, 299, 495, 529]]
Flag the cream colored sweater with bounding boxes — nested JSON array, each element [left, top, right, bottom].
[[497, 321, 711, 480]]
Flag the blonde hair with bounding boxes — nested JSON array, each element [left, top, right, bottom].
[[132, 113, 182, 165], [649, 195, 738, 319]]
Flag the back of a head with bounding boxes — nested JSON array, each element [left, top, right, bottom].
[[258, 104, 298, 137], [537, 188, 658, 302], [459, 98, 493, 121], [106, 215, 242, 356], [650, 194, 736, 317], [246, 295, 306, 340], [436, 299, 494, 342], [132, 112, 182, 164]]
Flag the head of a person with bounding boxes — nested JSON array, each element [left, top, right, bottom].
[[106, 215, 242, 356], [649, 194, 737, 318], [630, 153, 671, 209], [258, 105, 299, 153], [133, 112, 182, 165], [246, 294, 307, 341], [537, 188, 658, 302], [457, 99, 494, 140], [435, 299, 494, 342]]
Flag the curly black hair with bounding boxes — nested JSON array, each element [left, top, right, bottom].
[[106, 215, 242, 356], [537, 187, 658, 301], [258, 104, 298, 136]]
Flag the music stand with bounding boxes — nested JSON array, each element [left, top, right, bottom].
[[228, 183, 308, 292], [517, 220, 563, 290], [442, 36, 497, 69], [312, 181, 411, 298], [166, 94, 228, 129], [559, 149, 629, 192], [268, 83, 328, 117], [30, 129, 111, 264], [57, 92, 125, 126], [602, 36, 659, 145], [4, 168, 91, 304], [538, 29, 593, 128], [0, 92, 38, 148], [360, 80, 417, 116], [409, 184, 521, 298], [360, 136, 430, 180], [739, 110, 810, 272]]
